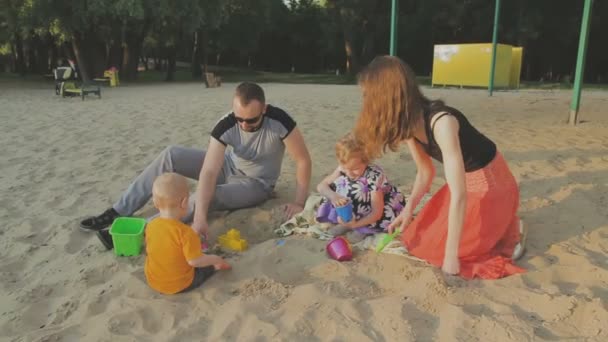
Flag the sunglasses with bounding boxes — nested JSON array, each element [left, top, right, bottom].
[[234, 114, 263, 124]]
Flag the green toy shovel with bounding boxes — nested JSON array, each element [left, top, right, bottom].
[[375, 229, 401, 253]]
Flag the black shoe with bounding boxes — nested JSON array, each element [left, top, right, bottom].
[[80, 208, 120, 231], [96, 229, 114, 250]]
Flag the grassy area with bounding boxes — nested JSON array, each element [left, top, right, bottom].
[[1, 67, 607, 90], [135, 68, 195, 83], [423, 80, 608, 91], [0, 67, 358, 85], [0, 72, 52, 82], [519, 81, 608, 90], [136, 66, 357, 85]]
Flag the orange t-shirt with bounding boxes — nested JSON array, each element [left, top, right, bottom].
[[144, 217, 203, 294]]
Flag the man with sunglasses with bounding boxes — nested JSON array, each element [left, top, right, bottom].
[[81, 82, 312, 248]]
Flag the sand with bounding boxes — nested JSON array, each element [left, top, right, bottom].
[[1, 79, 607, 341]]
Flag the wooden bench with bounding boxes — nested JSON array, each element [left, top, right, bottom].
[[205, 72, 222, 88]]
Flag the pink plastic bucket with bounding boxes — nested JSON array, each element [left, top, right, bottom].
[[326, 236, 353, 261]]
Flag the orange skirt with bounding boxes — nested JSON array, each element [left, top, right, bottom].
[[402, 152, 525, 279]]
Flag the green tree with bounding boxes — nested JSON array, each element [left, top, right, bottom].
[[325, 0, 389, 73], [210, 0, 278, 67]]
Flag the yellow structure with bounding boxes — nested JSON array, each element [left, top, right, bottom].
[[218, 229, 248, 252], [431, 43, 522, 88], [104, 69, 120, 87], [509, 47, 523, 88]]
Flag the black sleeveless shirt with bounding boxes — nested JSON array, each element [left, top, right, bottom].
[[415, 104, 496, 172]]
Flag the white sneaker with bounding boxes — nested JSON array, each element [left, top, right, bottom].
[[512, 219, 527, 260]]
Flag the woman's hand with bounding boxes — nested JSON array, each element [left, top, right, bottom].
[[387, 210, 413, 234], [441, 255, 460, 275]]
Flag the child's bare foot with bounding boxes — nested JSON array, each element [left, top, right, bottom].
[[214, 261, 232, 271]]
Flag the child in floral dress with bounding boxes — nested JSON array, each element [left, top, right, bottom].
[[316, 133, 405, 243]]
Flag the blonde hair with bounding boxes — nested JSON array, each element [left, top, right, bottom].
[[355, 55, 440, 159], [335, 132, 370, 164], [152, 173, 189, 210]]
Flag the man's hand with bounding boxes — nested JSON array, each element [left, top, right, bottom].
[[284, 203, 304, 219], [283, 128, 312, 216], [194, 138, 226, 239], [191, 219, 209, 237]]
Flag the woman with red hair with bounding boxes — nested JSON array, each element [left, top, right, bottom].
[[354, 56, 525, 279]]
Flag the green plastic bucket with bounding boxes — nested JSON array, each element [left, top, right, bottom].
[[109, 217, 146, 256]]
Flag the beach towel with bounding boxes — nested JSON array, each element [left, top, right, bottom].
[[275, 193, 427, 261]]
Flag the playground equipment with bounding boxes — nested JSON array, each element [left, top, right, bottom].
[[431, 43, 522, 89]]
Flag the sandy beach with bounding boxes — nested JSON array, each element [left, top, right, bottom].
[[1, 80, 607, 341]]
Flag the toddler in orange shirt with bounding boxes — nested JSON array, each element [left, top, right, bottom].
[[144, 172, 231, 294]]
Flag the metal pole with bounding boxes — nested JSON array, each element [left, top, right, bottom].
[[489, 0, 501, 96], [569, 0, 594, 125], [390, 0, 399, 56]]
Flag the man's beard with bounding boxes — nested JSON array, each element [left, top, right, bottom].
[[242, 125, 261, 132]]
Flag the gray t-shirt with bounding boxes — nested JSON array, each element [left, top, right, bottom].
[[210, 105, 296, 188]]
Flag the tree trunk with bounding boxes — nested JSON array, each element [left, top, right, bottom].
[[27, 38, 38, 74], [90, 36, 107, 78], [50, 43, 58, 71], [72, 30, 107, 81], [122, 44, 130, 75], [122, 44, 142, 81], [63, 42, 75, 61], [121, 23, 148, 81], [122, 43, 142, 80], [343, 38, 359, 74], [108, 40, 123, 70], [191, 30, 203, 78], [165, 47, 177, 81], [141, 56, 149, 71], [201, 29, 209, 73], [341, 18, 362, 74], [360, 31, 375, 66], [9, 43, 16, 73], [15, 34, 26, 76], [37, 37, 50, 73], [72, 34, 91, 82]]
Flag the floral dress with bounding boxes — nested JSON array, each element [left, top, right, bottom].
[[317, 164, 405, 233]]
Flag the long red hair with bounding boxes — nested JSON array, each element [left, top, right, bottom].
[[355, 56, 438, 158]]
